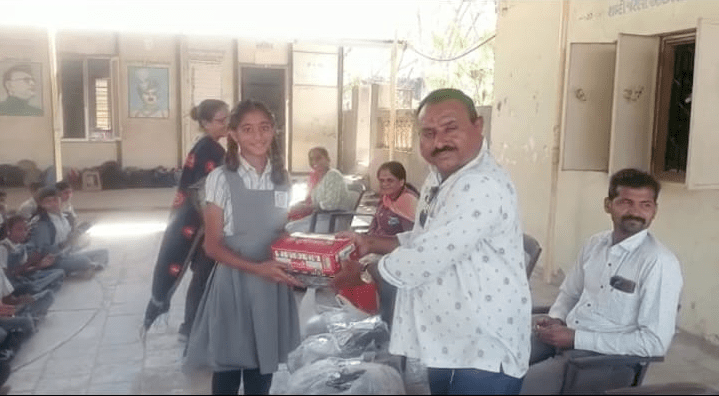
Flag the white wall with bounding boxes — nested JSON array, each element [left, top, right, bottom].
[[61, 142, 117, 169], [494, 0, 719, 345], [493, 0, 563, 250]]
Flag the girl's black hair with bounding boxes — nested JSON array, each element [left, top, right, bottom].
[[225, 99, 288, 185]]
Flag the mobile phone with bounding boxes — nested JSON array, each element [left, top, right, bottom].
[[609, 275, 636, 293]]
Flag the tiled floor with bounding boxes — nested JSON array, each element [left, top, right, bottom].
[[1, 188, 718, 394]]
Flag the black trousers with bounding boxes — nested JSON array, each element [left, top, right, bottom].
[[212, 369, 273, 395], [180, 247, 215, 336]]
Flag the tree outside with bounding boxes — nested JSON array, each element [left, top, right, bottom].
[[343, 0, 497, 108]]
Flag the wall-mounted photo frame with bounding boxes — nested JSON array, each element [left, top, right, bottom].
[[0, 61, 43, 116], [128, 66, 169, 118]]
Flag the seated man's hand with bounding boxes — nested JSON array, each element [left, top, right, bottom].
[[535, 323, 575, 349], [330, 258, 366, 291], [533, 315, 566, 328]]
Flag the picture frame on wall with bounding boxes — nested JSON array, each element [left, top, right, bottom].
[[0, 61, 43, 116], [128, 65, 169, 118]]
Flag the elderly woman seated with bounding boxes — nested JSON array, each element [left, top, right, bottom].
[[286, 147, 356, 234], [338, 161, 419, 316], [367, 161, 419, 237]]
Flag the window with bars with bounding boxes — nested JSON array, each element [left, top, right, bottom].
[[376, 109, 415, 151], [61, 58, 115, 140]]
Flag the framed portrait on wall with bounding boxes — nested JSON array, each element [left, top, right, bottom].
[[0, 61, 43, 116], [128, 66, 169, 118]]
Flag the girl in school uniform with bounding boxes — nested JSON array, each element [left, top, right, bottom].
[[185, 99, 303, 395]]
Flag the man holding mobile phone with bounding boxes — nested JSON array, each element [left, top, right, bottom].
[[520, 168, 683, 394]]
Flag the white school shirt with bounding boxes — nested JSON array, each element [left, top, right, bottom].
[[549, 229, 683, 357], [377, 141, 532, 378], [0, 265, 14, 299], [0, 238, 26, 270], [204, 156, 276, 236]]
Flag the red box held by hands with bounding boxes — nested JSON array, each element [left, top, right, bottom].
[[271, 232, 356, 277]]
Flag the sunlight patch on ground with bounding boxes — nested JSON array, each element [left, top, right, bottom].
[[87, 220, 167, 238]]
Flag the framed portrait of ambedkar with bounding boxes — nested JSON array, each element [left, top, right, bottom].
[[0, 61, 43, 116], [128, 66, 169, 118]]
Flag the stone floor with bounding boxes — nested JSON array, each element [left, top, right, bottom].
[[0, 187, 718, 394]]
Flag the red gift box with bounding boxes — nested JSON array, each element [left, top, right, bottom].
[[271, 232, 355, 277]]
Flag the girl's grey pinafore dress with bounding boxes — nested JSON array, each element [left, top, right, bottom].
[[185, 167, 300, 375]]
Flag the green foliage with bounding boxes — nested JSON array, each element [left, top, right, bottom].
[[421, 1, 495, 106]]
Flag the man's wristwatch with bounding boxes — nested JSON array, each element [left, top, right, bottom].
[[360, 261, 373, 284]]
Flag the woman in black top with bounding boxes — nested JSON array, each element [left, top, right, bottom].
[[143, 99, 229, 337]]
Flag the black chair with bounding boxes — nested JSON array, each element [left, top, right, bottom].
[[605, 382, 719, 395], [558, 353, 663, 394], [523, 233, 542, 280], [308, 181, 366, 234]]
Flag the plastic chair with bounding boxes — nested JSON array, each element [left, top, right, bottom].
[[308, 181, 366, 234]]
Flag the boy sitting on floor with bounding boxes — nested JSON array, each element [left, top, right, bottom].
[[0, 215, 64, 294], [28, 187, 108, 276]]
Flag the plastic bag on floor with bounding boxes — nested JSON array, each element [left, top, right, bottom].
[[403, 357, 431, 395], [287, 334, 342, 373], [298, 287, 320, 339], [269, 364, 291, 395], [296, 316, 390, 367], [328, 315, 390, 357], [286, 358, 405, 395], [299, 288, 370, 339], [287, 319, 389, 373]]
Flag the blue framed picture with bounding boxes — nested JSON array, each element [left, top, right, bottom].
[[128, 66, 169, 118]]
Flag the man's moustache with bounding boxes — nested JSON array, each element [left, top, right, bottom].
[[431, 146, 457, 157], [621, 215, 645, 224]]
